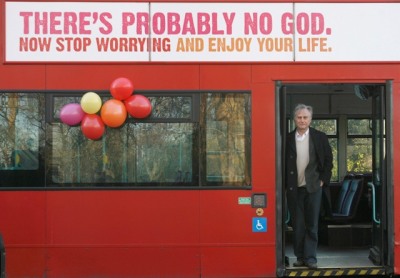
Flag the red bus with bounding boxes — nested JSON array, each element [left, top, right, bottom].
[[1, 1, 399, 277]]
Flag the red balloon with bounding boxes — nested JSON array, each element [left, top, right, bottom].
[[81, 114, 105, 140], [101, 99, 127, 128], [110, 77, 134, 100], [124, 95, 152, 119]]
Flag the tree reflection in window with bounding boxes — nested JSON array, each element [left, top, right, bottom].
[[203, 93, 251, 186], [50, 92, 251, 187], [0, 93, 40, 170]]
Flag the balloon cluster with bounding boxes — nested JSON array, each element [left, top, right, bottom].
[[59, 77, 152, 140]]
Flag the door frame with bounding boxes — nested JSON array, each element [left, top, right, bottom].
[[275, 81, 394, 275]]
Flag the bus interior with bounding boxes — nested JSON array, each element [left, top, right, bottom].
[[280, 83, 391, 272]]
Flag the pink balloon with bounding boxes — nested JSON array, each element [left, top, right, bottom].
[[124, 95, 152, 119], [81, 114, 105, 140], [110, 77, 134, 100], [60, 103, 85, 126]]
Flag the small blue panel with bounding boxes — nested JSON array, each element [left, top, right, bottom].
[[252, 217, 267, 232]]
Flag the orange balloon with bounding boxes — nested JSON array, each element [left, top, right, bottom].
[[100, 99, 127, 128]]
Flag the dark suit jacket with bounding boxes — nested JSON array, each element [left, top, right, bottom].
[[285, 127, 333, 194]]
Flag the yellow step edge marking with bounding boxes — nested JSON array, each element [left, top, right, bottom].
[[371, 269, 380, 275], [347, 269, 356, 275], [286, 268, 386, 277]]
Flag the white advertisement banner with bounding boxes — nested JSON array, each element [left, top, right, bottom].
[[5, 2, 400, 62]]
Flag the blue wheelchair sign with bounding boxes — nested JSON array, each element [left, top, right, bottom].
[[252, 217, 267, 232]]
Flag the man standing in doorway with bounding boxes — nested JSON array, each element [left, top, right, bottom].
[[285, 104, 333, 269]]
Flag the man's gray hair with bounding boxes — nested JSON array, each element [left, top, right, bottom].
[[293, 104, 313, 119]]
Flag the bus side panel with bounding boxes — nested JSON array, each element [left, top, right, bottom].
[[199, 191, 274, 277], [0, 65, 46, 90], [45, 64, 253, 91], [44, 190, 201, 277], [201, 246, 275, 278], [46, 247, 200, 278], [0, 192, 47, 278], [45, 191, 202, 245], [6, 247, 47, 278], [251, 82, 276, 190], [252, 64, 400, 83], [0, 190, 202, 277], [199, 65, 252, 90], [45, 64, 201, 90]]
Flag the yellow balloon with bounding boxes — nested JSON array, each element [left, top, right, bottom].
[[80, 92, 102, 114]]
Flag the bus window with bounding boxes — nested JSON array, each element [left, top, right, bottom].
[[49, 91, 251, 188], [0, 93, 44, 187], [0, 93, 41, 171], [347, 119, 372, 173], [203, 93, 251, 186]]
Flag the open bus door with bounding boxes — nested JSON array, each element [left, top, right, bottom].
[[275, 81, 287, 277], [277, 82, 393, 277], [368, 83, 393, 272]]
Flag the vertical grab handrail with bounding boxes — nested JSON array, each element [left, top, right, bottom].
[[285, 210, 290, 224], [368, 182, 381, 224]]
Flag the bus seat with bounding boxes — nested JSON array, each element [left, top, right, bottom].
[[329, 177, 364, 222], [333, 178, 352, 213]]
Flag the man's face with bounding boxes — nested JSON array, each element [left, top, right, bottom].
[[294, 108, 312, 133]]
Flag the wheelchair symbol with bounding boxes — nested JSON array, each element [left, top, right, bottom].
[[256, 220, 264, 230], [252, 217, 267, 232]]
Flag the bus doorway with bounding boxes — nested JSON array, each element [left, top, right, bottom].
[[276, 83, 393, 277]]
